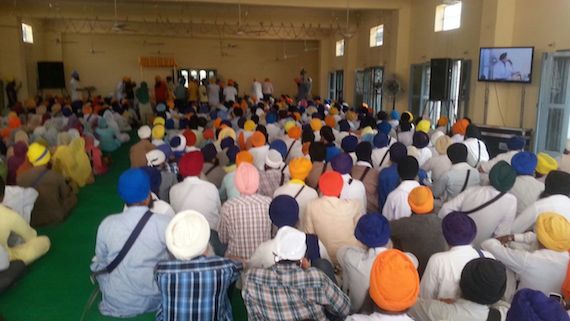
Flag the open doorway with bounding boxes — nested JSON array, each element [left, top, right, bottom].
[[355, 66, 383, 113]]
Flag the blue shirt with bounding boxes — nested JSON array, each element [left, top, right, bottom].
[[91, 206, 172, 317], [155, 256, 243, 321], [377, 164, 428, 210]]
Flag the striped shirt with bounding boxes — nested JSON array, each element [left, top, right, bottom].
[[243, 263, 350, 321], [155, 256, 243, 321], [218, 194, 272, 259]]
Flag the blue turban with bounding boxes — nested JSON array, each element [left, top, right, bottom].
[[331, 153, 353, 174], [377, 122, 392, 136], [269, 140, 288, 159], [512, 152, 537, 176], [507, 288, 570, 321], [118, 169, 150, 204], [62, 107, 73, 117], [157, 144, 173, 159], [355, 213, 390, 248], [201, 143, 218, 162], [373, 133, 389, 148], [341, 135, 358, 153], [266, 112, 278, 124], [220, 137, 235, 150], [170, 136, 183, 149], [442, 212, 477, 246], [339, 119, 350, 132], [269, 195, 300, 228], [325, 146, 342, 163], [507, 135, 526, 151], [165, 118, 175, 130], [226, 145, 240, 164], [413, 131, 430, 149], [390, 110, 400, 121]]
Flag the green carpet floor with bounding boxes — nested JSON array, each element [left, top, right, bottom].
[[0, 140, 248, 321]]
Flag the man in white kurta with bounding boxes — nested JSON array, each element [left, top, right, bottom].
[[481, 213, 570, 296], [421, 212, 494, 300], [511, 170, 570, 233], [439, 161, 518, 247], [383, 156, 420, 221]]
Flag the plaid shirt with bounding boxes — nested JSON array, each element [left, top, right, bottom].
[[257, 169, 288, 198], [155, 256, 243, 321], [243, 263, 350, 321], [218, 194, 272, 259]]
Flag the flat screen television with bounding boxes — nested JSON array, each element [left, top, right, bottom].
[[478, 47, 534, 83]]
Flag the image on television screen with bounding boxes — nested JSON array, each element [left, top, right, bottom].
[[478, 47, 534, 83]]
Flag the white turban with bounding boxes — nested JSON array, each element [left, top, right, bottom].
[[166, 210, 211, 261], [273, 226, 306, 262]]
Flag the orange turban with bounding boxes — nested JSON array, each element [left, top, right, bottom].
[[437, 116, 449, 127], [318, 171, 343, 197], [213, 118, 222, 129], [289, 158, 313, 181], [247, 131, 266, 149], [369, 249, 419, 312], [288, 126, 302, 140], [83, 105, 93, 115], [310, 119, 323, 132], [8, 116, 21, 129], [452, 119, 469, 136], [325, 115, 336, 128], [408, 186, 434, 214], [293, 112, 301, 121], [236, 151, 254, 166]]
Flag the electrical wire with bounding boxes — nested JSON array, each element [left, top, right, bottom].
[[493, 83, 507, 126]]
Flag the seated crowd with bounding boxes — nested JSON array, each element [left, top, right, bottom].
[[3, 74, 570, 321]]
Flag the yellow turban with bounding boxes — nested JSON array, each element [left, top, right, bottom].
[[361, 126, 374, 137], [329, 107, 339, 115], [284, 120, 296, 133], [408, 186, 434, 214], [218, 127, 236, 143], [346, 111, 358, 122], [310, 119, 323, 132], [289, 158, 313, 181], [416, 120, 431, 134], [244, 120, 256, 132], [536, 152, 558, 175], [369, 249, 419, 312], [153, 117, 165, 126], [27, 142, 51, 167], [536, 212, 570, 252], [152, 125, 165, 140]]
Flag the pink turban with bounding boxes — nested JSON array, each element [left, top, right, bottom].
[[234, 163, 260, 195]]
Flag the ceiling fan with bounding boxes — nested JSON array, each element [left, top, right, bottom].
[[275, 42, 299, 61], [111, 0, 136, 33], [235, 1, 266, 36]]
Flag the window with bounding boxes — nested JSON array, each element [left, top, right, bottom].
[[335, 39, 344, 57], [369, 25, 384, 47], [22, 23, 33, 44], [435, 1, 462, 32]]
